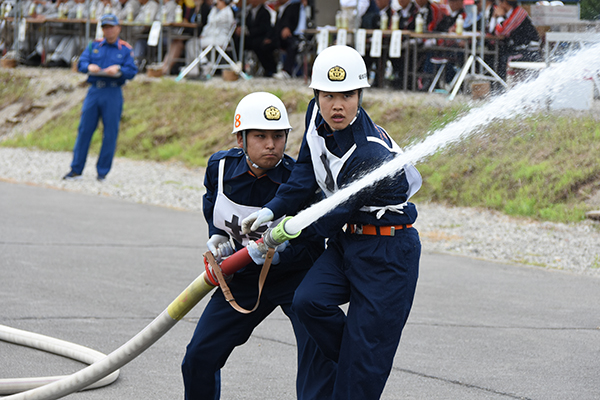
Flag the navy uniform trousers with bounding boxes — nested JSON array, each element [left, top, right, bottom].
[[182, 266, 334, 400], [70, 84, 123, 177], [292, 227, 421, 400]]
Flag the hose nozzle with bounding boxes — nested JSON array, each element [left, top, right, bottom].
[[263, 216, 301, 248]]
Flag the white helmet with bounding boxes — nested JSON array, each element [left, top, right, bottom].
[[309, 45, 370, 92], [232, 92, 292, 134]]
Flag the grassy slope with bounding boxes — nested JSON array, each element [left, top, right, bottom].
[[2, 71, 599, 224]]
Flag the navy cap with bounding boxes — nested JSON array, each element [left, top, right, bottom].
[[100, 13, 119, 26]]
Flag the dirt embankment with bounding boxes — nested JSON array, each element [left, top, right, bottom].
[[0, 67, 88, 142]]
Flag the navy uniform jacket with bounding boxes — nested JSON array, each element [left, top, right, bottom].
[[244, 4, 274, 49], [436, 8, 466, 32], [369, 7, 392, 30], [78, 37, 138, 86], [264, 99, 418, 238], [270, 0, 301, 46], [502, 14, 539, 51], [400, 3, 419, 31], [203, 148, 324, 276], [418, 1, 447, 32]]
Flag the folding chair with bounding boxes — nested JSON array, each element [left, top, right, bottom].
[[176, 25, 249, 81]]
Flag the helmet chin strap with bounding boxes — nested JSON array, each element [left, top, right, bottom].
[[242, 131, 287, 171]]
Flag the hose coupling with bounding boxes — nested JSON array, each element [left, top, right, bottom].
[[263, 216, 301, 248]]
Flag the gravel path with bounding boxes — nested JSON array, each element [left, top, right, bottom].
[[1, 146, 599, 278]]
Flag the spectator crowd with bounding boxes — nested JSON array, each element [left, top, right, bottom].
[[1, 0, 542, 89]]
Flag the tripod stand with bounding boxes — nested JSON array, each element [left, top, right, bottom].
[[175, 36, 249, 82], [447, 9, 507, 101]]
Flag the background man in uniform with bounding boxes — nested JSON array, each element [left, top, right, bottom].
[[63, 14, 138, 181]]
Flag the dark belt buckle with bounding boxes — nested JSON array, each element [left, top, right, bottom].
[[96, 80, 106, 88]]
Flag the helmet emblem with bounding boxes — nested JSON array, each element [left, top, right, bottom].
[[264, 106, 281, 121], [328, 66, 346, 82]]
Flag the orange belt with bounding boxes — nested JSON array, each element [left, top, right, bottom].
[[349, 224, 412, 236]]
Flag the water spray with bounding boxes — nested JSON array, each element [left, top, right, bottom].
[[283, 43, 600, 235]]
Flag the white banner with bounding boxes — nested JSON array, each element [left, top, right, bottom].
[[317, 29, 329, 54], [389, 30, 402, 58], [95, 22, 103, 40], [18, 19, 27, 42], [355, 29, 367, 56], [370, 29, 383, 58], [337, 28, 347, 46], [148, 21, 162, 47]]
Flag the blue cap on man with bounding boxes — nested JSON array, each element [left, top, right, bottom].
[[100, 14, 119, 26]]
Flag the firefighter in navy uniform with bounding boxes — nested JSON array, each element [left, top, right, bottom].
[[181, 92, 331, 400], [242, 46, 422, 400], [63, 14, 138, 181]]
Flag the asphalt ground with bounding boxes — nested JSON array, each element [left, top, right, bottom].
[[1, 181, 599, 400]]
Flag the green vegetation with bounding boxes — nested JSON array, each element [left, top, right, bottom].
[[363, 97, 469, 147], [2, 74, 599, 224], [416, 115, 600, 222], [581, 0, 600, 20]]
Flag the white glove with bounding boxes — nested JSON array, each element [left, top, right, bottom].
[[205, 261, 232, 286], [247, 240, 289, 265], [206, 234, 234, 263], [241, 208, 274, 234]]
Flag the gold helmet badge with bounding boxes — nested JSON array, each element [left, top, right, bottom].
[[264, 106, 281, 121], [328, 66, 346, 82]]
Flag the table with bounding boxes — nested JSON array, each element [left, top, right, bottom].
[[42, 18, 90, 63], [406, 32, 501, 92], [302, 28, 501, 93], [544, 31, 600, 64], [302, 28, 410, 88], [1, 17, 46, 57], [163, 21, 197, 66], [1, 17, 197, 66]]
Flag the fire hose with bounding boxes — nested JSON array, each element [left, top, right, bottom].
[[0, 326, 120, 394], [1, 218, 300, 400]]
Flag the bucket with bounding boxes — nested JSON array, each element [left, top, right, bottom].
[[146, 65, 163, 78], [471, 81, 490, 100], [1, 58, 17, 68], [71, 57, 79, 73], [222, 69, 238, 81]]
